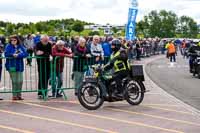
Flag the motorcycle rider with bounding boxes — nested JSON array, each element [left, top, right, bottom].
[[103, 39, 130, 97], [188, 40, 200, 73]]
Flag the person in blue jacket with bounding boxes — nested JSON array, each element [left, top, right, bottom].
[[5, 35, 28, 100], [34, 32, 41, 46], [102, 37, 112, 64]]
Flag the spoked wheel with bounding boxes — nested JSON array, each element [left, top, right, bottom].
[[125, 80, 145, 105], [77, 83, 104, 110]]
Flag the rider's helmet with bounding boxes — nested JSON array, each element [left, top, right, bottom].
[[111, 39, 121, 52]]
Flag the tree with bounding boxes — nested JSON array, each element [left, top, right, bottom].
[[178, 16, 198, 38], [72, 21, 84, 33], [136, 19, 149, 37], [70, 30, 79, 36], [112, 27, 118, 34], [6, 23, 15, 35], [0, 18, 92, 36], [159, 10, 177, 38], [16, 23, 24, 29], [139, 10, 178, 38], [80, 29, 91, 36], [35, 23, 43, 32], [0, 21, 6, 27], [88, 31, 100, 36], [0, 15, 198, 38], [29, 23, 36, 33]]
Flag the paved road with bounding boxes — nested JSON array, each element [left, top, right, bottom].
[[146, 54, 200, 110], [0, 56, 200, 133]]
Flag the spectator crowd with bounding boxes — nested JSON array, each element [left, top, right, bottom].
[[0, 33, 189, 100]]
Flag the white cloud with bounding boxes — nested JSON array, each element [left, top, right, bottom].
[[0, 0, 199, 24]]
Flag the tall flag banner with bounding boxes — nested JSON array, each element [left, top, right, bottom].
[[125, 0, 138, 40]]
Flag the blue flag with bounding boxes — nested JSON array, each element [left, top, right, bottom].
[[126, 0, 138, 41]]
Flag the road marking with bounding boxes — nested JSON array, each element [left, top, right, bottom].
[[105, 102, 181, 108], [0, 100, 181, 108], [142, 104, 180, 107], [157, 65, 164, 68], [0, 109, 117, 133], [0, 124, 34, 133], [167, 62, 177, 65], [157, 65, 189, 69], [107, 108, 200, 127], [145, 92, 165, 95], [143, 105, 193, 115], [0, 100, 190, 113], [0, 100, 182, 107], [16, 102, 184, 133], [168, 64, 175, 68], [0, 100, 79, 104], [0, 99, 192, 115]]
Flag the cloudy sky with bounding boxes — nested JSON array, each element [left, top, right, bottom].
[[0, 0, 199, 25]]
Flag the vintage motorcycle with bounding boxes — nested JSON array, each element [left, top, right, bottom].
[[77, 65, 146, 110]]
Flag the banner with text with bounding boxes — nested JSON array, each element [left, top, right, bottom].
[[125, 0, 138, 41]]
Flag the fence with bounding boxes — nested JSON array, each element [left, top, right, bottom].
[[0, 50, 163, 100], [0, 56, 110, 100], [0, 56, 54, 100]]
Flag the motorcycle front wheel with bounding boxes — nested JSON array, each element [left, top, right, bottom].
[[77, 82, 104, 110]]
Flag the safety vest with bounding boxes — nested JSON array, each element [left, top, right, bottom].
[[111, 51, 130, 73], [123, 43, 129, 49], [198, 42, 200, 47], [165, 43, 170, 49], [167, 43, 176, 54]]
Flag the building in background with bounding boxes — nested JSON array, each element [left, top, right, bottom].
[[84, 24, 125, 35]]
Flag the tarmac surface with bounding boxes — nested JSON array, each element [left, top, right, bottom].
[[146, 54, 200, 110], [0, 55, 200, 133]]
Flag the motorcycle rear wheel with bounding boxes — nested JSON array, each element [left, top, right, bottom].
[[125, 80, 145, 105]]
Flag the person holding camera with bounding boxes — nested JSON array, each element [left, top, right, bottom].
[[5, 35, 28, 100]]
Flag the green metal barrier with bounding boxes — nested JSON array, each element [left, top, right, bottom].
[[0, 56, 52, 100], [51, 56, 74, 100], [0, 56, 110, 100], [51, 56, 110, 100]]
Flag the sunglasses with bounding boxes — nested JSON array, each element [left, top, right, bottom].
[[11, 40, 17, 42]]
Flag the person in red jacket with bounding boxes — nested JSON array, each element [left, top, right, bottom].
[[51, 40, 73, 98]]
